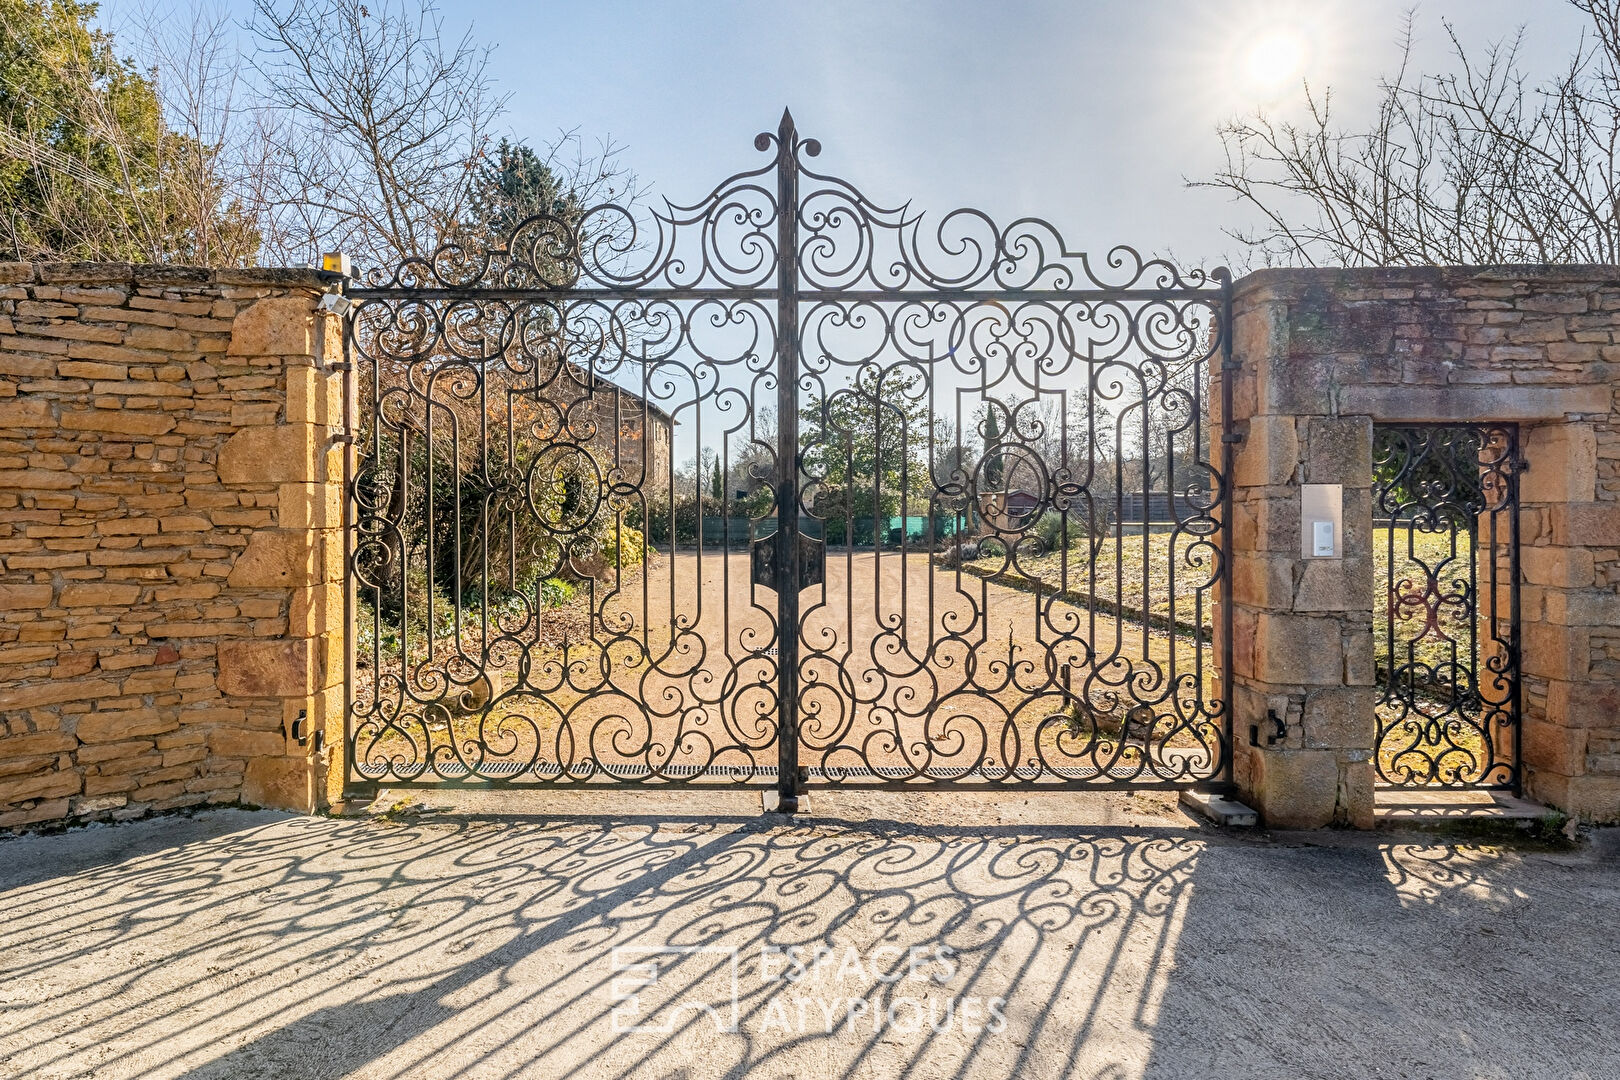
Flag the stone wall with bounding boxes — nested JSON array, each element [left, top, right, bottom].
[[6, 260, 1617, 830], [0, 264, 347, 829], [1227, 266, 1620, 825]]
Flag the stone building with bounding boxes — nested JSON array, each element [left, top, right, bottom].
[[556, 362, 674, 487]]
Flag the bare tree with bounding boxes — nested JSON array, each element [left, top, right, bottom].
[[125, 2, 263, 265], [5, 0, 638, 270], [248, 0, 505, 269], [1197, 0, 1620, 267]]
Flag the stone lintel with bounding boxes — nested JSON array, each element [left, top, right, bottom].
[[1336, 385, 1612, 423]]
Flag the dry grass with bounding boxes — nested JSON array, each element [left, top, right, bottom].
[[951, 529, 1219, 633], [1372, 525, 1497, 682]]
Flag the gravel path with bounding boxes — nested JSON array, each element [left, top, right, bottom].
[[1, 805, 1615, 1080]]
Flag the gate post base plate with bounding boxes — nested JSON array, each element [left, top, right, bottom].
[[1179, 789, 1258, 827], [762, 789, 807, 815]]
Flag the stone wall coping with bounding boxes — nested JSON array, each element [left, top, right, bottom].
[[1235, 264, 1620, 299], [0, 261, 342, 290]]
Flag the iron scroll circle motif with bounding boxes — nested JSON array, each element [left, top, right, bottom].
[[343, 111, 1235, 793]]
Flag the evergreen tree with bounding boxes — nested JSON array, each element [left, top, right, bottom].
[[981, 405, 1004, 490], [466, 139, 581, 245]]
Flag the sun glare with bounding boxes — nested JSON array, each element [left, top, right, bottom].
[[1242, 27, 1309, 95], [1182, 3, 1350, 118]]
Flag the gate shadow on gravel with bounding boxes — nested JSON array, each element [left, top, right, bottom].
[[1, 809, 1206, 1080], [3, 811, 1611, 1080]]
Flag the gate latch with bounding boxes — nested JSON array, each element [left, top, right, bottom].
[[751, 529, 825, 592]]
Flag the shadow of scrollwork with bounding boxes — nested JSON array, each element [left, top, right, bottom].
[[3, 811, 1615, 1079], [0, 810, 1207, 1079]]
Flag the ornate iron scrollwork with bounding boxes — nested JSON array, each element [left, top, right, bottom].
[[1373, 423, 1521, 790], [342, 111, 1235, 796]]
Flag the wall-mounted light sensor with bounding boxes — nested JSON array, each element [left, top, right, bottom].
[[317, 292, 352, 316]]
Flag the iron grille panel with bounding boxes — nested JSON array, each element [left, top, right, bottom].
[[343, 114, 1234, 796]]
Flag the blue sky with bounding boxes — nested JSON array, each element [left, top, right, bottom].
[[95, 0, 1595, 466], [460, 0, 1587, 274], [103, 0, 1590, 274]]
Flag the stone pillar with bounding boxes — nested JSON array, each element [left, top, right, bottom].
[[1225, 279, 1376, 828], [215, 295, 348, 813], [1223, 267, 1620, 825], [1520, 422, 1620, 817]]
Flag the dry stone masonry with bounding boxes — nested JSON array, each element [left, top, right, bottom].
[[3, 261, 1618, 830], [0, 264, 347, 828], [1227, 267, 1620, 826]]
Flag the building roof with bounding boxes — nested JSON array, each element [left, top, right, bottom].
[[561, 359, 677, 426]]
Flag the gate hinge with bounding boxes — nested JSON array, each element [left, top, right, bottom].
[[1221, 432, 1244, 445], [291, 710, 323, 751], [1265, 708, 1286, 746]]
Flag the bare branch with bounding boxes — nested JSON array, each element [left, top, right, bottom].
[[248, 0, 507, 268], [1192, 1, 1620, 267]]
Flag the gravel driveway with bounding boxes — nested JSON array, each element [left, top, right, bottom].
[[363, 551, 1216, 785], [1, 799, 1615, 1080]]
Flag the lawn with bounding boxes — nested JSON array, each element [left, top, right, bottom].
[[945, 524, 1500, 698], [1372, 524, 1500, 685], [946, 522, 1511, 785], [944, 528, 1220, 634]]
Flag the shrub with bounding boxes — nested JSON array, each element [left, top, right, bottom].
[[646, 495, 725, 546], [940, 539, 981, 567], [540, 576, 575, 607], [1032, 509, 1090, 552]]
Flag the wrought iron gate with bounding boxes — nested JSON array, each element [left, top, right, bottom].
[[343, 113, 1234, 803], [1372, 423, 1522, 790]]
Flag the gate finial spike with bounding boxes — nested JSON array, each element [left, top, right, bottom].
[[779, 108, 795, 135]]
